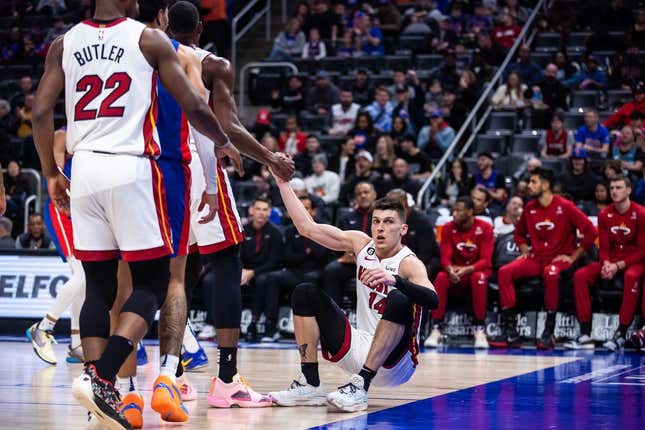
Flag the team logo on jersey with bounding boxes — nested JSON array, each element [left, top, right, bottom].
[[610, 223, 631, 235], [456, 240, 477, 252], [535, 218, 555, 230], [367, 247, 375, 256]]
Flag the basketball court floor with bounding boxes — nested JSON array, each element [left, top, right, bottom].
[[0, 339, 642, 429]]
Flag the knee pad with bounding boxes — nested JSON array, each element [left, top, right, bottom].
[[291, 282, 319, 317], [121, 257, 170, 327], [382, 289, 413, 325], [80, 260, 118, 339], [208, 247, 242, 329]]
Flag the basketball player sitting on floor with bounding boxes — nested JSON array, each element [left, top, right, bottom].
[[268, 171, 439, 412]]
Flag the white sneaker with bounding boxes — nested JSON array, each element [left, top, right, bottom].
[[268, 374, 327, 407], [424, 327, 442, 348], [603, 332, 626, 352], [563, 334, 595, 350], [326, 374, 368, 413], [26, 323, 57, 365], [198, 324, 216, 341], [474, 327, 489, 349]]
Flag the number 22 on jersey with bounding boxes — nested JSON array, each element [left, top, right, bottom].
[[74, 72, 132, 121]]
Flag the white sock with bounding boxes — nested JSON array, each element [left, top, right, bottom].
[[45, 257, 85, 323], [182, 321, 201, 354], [38, 317, 56, 331], [117, 376, 138, 393], [160, 354, 179, 380]]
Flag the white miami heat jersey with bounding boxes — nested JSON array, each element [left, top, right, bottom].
[[62, 18, 160, 156], [188, 47, 213, 152], [355, 241, 416, 334]]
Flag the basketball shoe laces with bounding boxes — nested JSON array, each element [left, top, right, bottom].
[[338, 382, 358, 395]]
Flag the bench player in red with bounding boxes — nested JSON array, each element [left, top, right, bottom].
[[491, 168, 596, 349], [426, 196, 494, 349], [567, 175, 645, 351]]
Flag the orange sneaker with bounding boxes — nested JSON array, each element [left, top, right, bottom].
[[151, 375, 189, 422], [119, 392, 144, 429]]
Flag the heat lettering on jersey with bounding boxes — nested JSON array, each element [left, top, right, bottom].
[[73, 44, 125, 66]]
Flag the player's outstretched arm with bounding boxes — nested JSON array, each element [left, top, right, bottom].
[[204, 56, 294, 182], [139, 28, 244, 175], [32, 36, 69, 213], [274, 176, 370, 253]]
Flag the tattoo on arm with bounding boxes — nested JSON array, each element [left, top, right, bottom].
[[298, 343, 308, 360]]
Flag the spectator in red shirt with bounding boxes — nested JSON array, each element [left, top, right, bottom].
[[426, 197, 494, 350], [604, 82, 645, 130], [569, 175, 645, 351], [278, 115, 307, 156], [491, 13, 521, 50], [492, 168, 597, 349]]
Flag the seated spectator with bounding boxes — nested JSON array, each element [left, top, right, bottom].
[[561, 148, 598, 202], [493, 195, 524, 237], [470, 185, 495, 224], [474, 152, 507, 212], [391, 81, 425, 134], [304, 0, 339, 40], [390, 115, 410, 146], [288, 178, 326, 221], [628, 111, 645, 149], [268, 18, 306, 61], [402, 9, 433, 35], [349, 112, 377, 151], [372, 135, 396, 179], [304, 154, 340, 204], [294, 134, 322, 176], [506, 46, 543, 88], [4, 160, 32, 217], [476, 33, 506, 67], [438, 158, 476, 208], [353, 13, 385, 56], [584, 181, 611, 216], [425, 79, 444, 113], [388, 70, 417, 100], [0, 217, 13, 248], [329, 89, 360, 136], [503, 0, 530, 24], [306, 70, 340, 116], [427, 196, 494, 349], [251, 108, 277, 140], [302, 27, 326, 59], [336, 29, 356, 58], [339, 151, 383, 205], [491, 71, 527, 110], [241, 198, 284, 341], [612, 126, 644, 180], [329, 136, 356, 182], [365, 86, 394, 133], [518, 157, 542, 186], [566, 54, 608, 90], [469, 3, 493, 32], [538, 63, 570, 112], [603, 159, 623, 182], [417, 111, 456, 156], [1, 27, 22, 64], [322, 182, 376, 306], [384, 158, 421, 196], [540, 111, 574, 159], [271, 75, 305, 113], [399, 134, 432, 181], [430, 11, 460, 51], [603, 82, 645, 130], [16, 213, 54, 250], [377, 0, 402, 35], [491, 13, 521, 50], [431, 49, 461, 93], [386, 188, 440, 279], [278, 115, 307, 156], [15, 94, 34, 139], [455, 70, 480, 110], [576, 108, 610, 159], [351, 68, 373, 107], [9, 76, 33, 110], [552, 50, 577, 82], [262, 196, 333, 341]]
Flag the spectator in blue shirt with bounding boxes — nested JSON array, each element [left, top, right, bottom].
[[353, 13, 385, 56], [365, 86, 393, 132], [575, 108, 610, 158], [268, 18, 306, 61], [417, 111, 456, 156], [505, 45, 544, 87], [566, 54, 608, 90]]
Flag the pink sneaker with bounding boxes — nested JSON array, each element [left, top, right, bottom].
[[207, 374, 273, 408], [177, 375, 197, 402]]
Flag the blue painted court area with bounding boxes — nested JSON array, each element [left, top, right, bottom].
[[317, 349, 645, 430]]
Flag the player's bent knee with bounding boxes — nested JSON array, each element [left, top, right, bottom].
[[381, 289, 413, 325], [291, 282, 318, 317], [122, 257, 170, 327]]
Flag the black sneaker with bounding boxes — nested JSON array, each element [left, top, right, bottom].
[[537, 312, 557, 350], [246, 322, 259, 342], [489, 311, 520, 348], [261, 321, 280, 343], [72, 364, 132, 430]]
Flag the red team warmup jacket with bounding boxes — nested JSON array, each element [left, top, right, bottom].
[[598, 202, 645, 265], [440, 218, 494, 272], [514, 195, 596, 261]]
